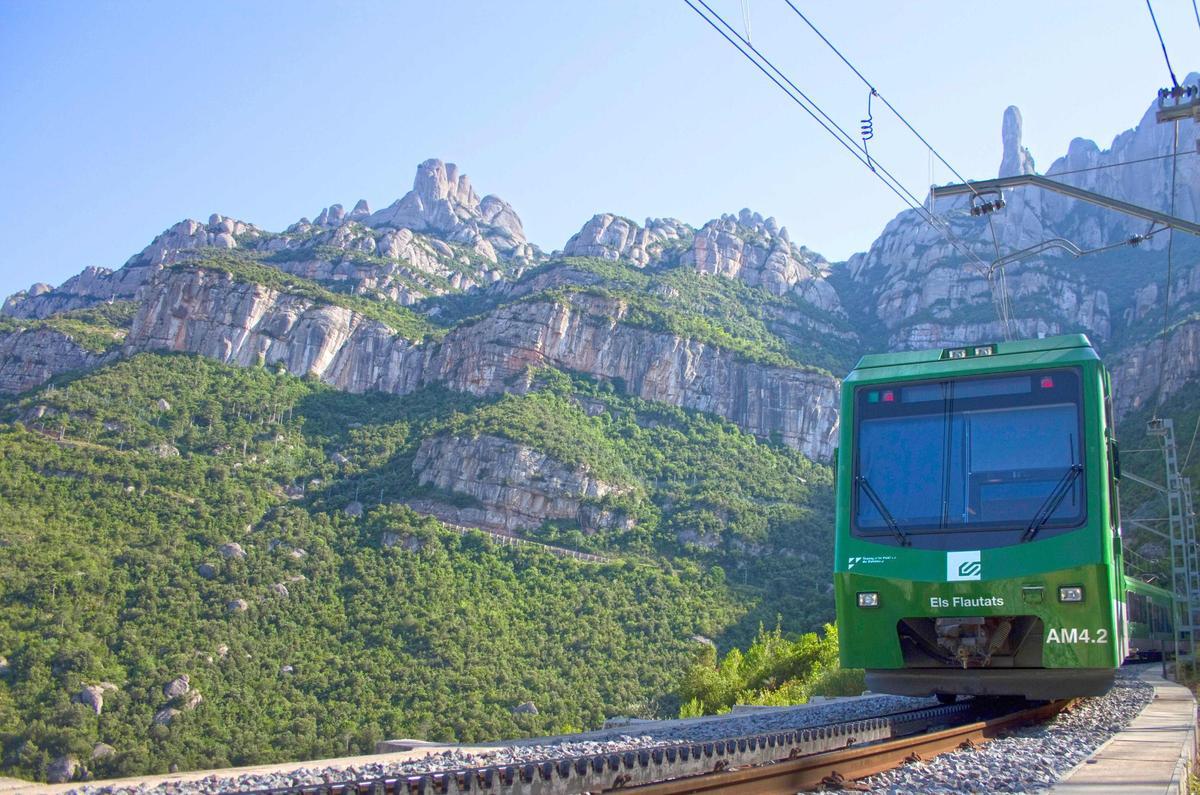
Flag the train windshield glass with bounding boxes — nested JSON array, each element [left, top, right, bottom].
[[853, 368, 1084, 537]]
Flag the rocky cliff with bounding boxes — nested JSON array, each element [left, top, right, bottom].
[[0, 327, 111, 394], [127, 267, 428, 394], [409, 434, 634, 533], [125, 266, 841, 460], [1110, 317, 1200, 419]]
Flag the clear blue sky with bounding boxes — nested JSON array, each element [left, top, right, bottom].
[[1, 1, 1197, 299]]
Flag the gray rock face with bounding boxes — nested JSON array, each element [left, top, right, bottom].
[[1110, 319, 1200, 418], [0, 326, 112, 394], [163, 674, 190, 699], [685, 210, 842, 312], [127, 267, 428, 394], [563, 214, 693, 267], [411, 434, 634, 533]]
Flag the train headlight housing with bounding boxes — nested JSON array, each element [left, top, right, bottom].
[[857, 592, 880, 608], [1058, 586, 1084, 603]]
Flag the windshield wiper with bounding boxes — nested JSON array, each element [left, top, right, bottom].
[[857, 476, 910, 546], [1022, 464, 1084, 542]]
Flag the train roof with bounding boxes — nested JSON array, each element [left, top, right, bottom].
[[848, 334, 1099, 380], [1124, 575, 1175, 602]]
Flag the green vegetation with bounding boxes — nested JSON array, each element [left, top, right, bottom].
[[676, 623, 862, 716], [180, 251, 445, 342], [0, 353, 834, 781], [0, 302, 136, 354]]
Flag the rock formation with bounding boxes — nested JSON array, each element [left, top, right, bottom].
[[563, 214, 692, 266], [0, 327, 113, 394], [410, 434, 634, 533], [366, 159, 537, 264]]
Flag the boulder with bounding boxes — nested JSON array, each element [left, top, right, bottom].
[[46, 755, 78, 783], [289, 548, 307, 559], [280, 664, 295, 675], [155, 398, 171, 411], [216, 644, 229, 658], [163, 674, 190, 699], [91, 742, 116, 761], [197, 562, 217, 579], [74, 684, 106, 715], [511, 701, 538, 715], [344, 500, 364, 518], [181, 690, 203, 710], [270, 582, 289, 598], [227, 598, 249, 613], [218, 542, 246, 560], [0, 655, 8, 674]]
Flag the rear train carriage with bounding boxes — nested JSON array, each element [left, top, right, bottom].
[[1124, 576, 1175, 661], [834, 334, 1130, 700]]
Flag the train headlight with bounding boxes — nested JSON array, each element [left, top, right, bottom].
[[857, 592, 880, 608], [1058, 586, 1084, 603]]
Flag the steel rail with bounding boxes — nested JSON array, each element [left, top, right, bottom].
[[624, 699, 1069, 794]]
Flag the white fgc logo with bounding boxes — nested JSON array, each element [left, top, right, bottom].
[[947, 551, 982, 581]]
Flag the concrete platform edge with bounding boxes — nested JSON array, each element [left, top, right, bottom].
[[1052, 665, 1198, 795]]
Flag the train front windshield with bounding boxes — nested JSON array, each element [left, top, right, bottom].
[[853, 369, 1085, 542]]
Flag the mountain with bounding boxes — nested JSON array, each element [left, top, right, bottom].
[[1, 83, 1198, 782]]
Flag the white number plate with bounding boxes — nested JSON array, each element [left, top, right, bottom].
[[1046, 628, 1109, 644]]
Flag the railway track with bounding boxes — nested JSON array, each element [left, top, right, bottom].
[[244, 699, 1069, 795]]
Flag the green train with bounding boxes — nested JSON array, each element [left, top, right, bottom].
[[834, 334, 1172, 700]]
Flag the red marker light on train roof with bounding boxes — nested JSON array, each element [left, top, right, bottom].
[[1040, 376, 1054, 389], [882, 390, 896, 402]]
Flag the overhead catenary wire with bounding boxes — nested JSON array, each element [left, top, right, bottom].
[[777, 0, 1021, 328], [780, 0, 986, 203], [1146, 0, 1181, 89], [1045, 149, 1196, 179], [680, 0, 993, 276]]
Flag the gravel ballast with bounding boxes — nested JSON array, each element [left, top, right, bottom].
[[845, 669, 1155, 794]]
